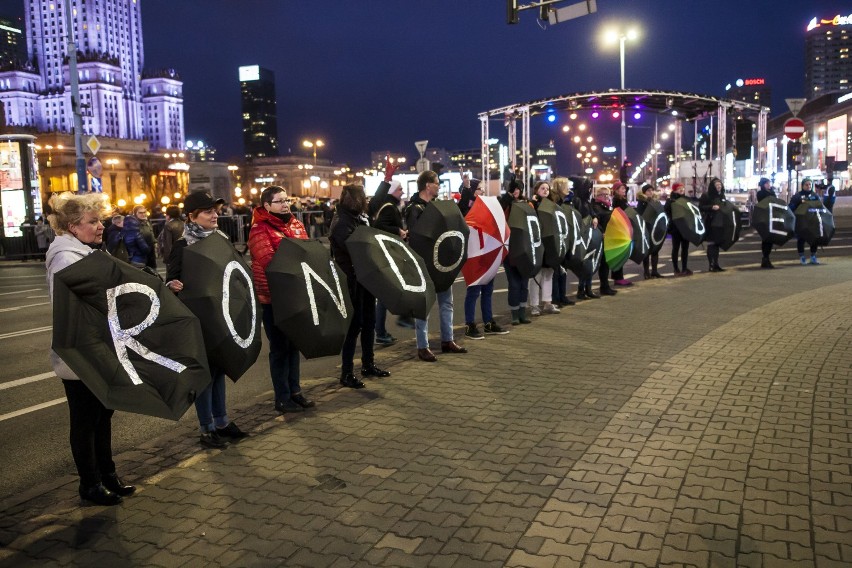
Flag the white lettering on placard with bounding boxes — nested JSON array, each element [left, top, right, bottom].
[[730, 210, 738, 242], [222, 261, 256, 348], [302, 261, 348, 325], [375, 234, 427, 293], [433, 230, 465, 273], [635, 216, 649, 254], [687, 202, 705, 235], [555, 210, 570, 258], [589, 241, 603, 273], [650, 212, 667, 246], [106, 283, 187, 386], [527, 215, 542, 251], [768, 203, 788, 235], [572, 215, 591, 255]]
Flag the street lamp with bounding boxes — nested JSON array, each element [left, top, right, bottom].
[[604, 27, 639, 166], [302, 139, 324, 165]]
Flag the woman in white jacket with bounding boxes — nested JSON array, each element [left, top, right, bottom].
[[46, 193, 135, 506]]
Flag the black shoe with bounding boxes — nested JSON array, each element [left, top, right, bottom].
[[340, 373, 366, 389], [585, 289, 601, 299], [291, 393, 316, 408], [713, 264, 725, 272], [558, 296, 575, 306], [101, 473, 136, 497], [361, 364, 391, 378], [484, 321, 510, 335], [375, 333, 397, 345], [216, 422, 249, 439], [199, 431, 229, 448], [651, 271, 664, 278], [275, 399, 305, 413], [761, 258, 774, 269], [600, 288, 617, 296], [576, 290, 587, 301], [464, 323, 485, 340], [79, 483, 122, 506]]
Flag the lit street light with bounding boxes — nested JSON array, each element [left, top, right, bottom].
[[604, 26, 639, 167], [302, 139, 324, 165]]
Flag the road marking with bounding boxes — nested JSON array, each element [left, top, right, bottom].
[[0, 326, 52, 340], [0, 288, 41, 296], [0, 275, 45, 280], [0, 302, 50, 313], [0, 398, 66, 423], [26, 295, 49, 299], [0, 371, 55, 391]]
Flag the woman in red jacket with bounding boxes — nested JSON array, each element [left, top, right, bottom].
[[248, 186, 315, 414]]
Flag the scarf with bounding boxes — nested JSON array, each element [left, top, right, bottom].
[[183, 221, 216, 245]]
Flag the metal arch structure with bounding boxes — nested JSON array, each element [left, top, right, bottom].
[[478, 89, 770, 191]]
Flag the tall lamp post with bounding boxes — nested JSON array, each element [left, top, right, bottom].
[[302, 139, 324, 165], [605, 27, 639, 168]]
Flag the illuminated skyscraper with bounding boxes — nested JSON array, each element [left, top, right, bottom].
[[805, 14, 852, 99], [0, 17, 26, 69], [239, 65, 279, 160], [0, 0, 183, 151]]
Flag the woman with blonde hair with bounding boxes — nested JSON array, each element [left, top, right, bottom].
[[46, 192, 136, 506], [549, 177, 575, 307], [528, 180, 560, 316]]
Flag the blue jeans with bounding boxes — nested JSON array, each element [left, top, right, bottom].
[[195, 366, 228, 433], [415, 288, 454, 348], [262, 303, 301, 403], [341, 281, 376, 374], [464, 281, 494, 324], [504, 259, 529, 309], [375, 299, 388, 336]]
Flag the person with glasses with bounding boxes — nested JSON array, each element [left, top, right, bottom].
[[248, 186, 316, 413], [405, 171, 468, 362]]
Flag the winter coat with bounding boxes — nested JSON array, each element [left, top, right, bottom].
[[590, 199, 612, 233], [699, 178, 726, 224], [664, 193, 687, 237], [373, 193, 404, 236], [788, 189, 820, 212], [247, 206, 308, 304], [328, 205, 369, 280], [458, 187, 476, 216], [368, 180, 391, 219], [403, 192, 431, 232], [121, 215, 151, 265], [756, 187, 776, 202], [612, 195, 629, 211], [46, 234, 97, 381], [159, 217, 185, 260], [635, 191, 649, 215]]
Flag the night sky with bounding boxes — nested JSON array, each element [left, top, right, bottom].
[[6, 0, 851, 171]]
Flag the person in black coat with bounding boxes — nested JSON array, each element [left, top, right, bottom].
[[699, 177, 726, 272], [664, 183, 692, 276], [329, 184, 391, 388], [755, 177, 777, 269], [788, 177, 823, 265], [636, 184, 663, 278], [572, 177, 601, 299], [590, 186, 617, 296], [372, 180, 407, 344]]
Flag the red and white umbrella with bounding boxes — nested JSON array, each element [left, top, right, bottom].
[[461, 196, 510, 286]]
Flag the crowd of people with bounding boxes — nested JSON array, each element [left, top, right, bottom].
[[44, 169, 835, 506]]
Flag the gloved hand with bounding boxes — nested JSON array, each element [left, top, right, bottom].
[[384, 156, 398, 182]]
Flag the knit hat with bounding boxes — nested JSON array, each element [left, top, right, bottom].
[[388, 180, 403, 194], [671, 182, 684, 192], [758, 177, 770, 187], [611, 181, 624, 192]]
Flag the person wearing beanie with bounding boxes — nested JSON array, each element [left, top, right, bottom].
[[698, 177, 727, 272], [636, 184, 664, 278], [664, 182, 692, 276], [610, 181, 633, 287], [755, 177, 777, 269], [788, 177, 822, 265]]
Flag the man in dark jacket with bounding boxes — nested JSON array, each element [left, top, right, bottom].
[[404, 171, 467, 362], [699, 177, 726, 272], [788, 178, 823, 265], [755, 177, 777, 269], [372, 180, 407, 345]]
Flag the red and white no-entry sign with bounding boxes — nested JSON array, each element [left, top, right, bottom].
[[784, 118, 805, 140]]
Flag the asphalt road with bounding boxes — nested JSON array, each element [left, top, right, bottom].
[[1, 224, 850, 503]]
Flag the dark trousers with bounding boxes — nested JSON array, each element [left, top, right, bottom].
[[62, 379, 115, 487], [706, 243, 720, 267], [671, 233, 689, 271], [552, 267, 567, 300], [612, 267, 624, 280], [341, 282, 376, 374], [761, 241, 773, 259], [796, 238, 818, 256], [598, 256, 612, 291], [642, 252, 659, 273], [261, 303, 301, 403], [504, 260, 529, 308]]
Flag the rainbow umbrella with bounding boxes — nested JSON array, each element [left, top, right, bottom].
[[603, 207, 633, 272], [462, 196, 509, 286]]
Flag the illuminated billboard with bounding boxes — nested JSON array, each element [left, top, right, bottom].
[[238, 65, 260, 82], [826, 115, 847, 162]]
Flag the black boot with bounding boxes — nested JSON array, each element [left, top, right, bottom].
[[79, 483, 122, 506], [584, 284, 600, 299], [761, 257, 774, 269], [102, 473, 136, 497]]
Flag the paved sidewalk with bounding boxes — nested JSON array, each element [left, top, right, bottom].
[[1, 257, 850, 567]]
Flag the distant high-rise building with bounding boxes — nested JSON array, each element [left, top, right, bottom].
[[239, 65, 278, 160], [725, 78, 771, 109], [805, 14, 852, 99], [0, 0, 184, 151], [0, 17, 26, 69]]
